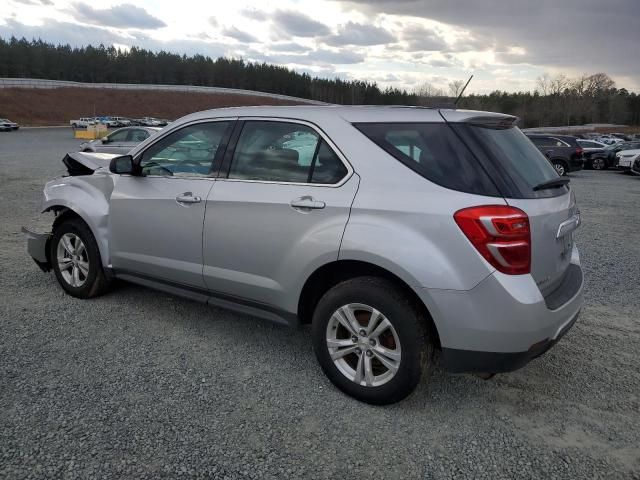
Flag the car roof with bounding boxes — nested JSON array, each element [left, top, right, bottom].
[[171, 105, 515, 126]]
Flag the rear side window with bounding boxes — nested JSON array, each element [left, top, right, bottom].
[[354, 122, 500, 196], [531, 136, 567, 147], [454, 125, 563, 198]]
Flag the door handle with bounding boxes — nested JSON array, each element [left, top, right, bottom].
[[290, 196, 326, 211], [175, 192, 202, 204]]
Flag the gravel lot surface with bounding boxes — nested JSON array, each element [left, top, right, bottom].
[[1, 128, 639, 479]]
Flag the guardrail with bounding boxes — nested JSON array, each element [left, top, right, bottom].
[[0, 77, 326, 105]]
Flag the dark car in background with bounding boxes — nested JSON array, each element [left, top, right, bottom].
[[577, 139, 610, 170], [526, 134, 584, 176]]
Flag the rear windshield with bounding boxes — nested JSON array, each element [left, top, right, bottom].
[[354, 122, 500, 197], [453, 124, 565, 198]]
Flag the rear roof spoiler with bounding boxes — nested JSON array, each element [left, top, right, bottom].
[[460, 115, 519, 129], [439, 110, 518, 128]]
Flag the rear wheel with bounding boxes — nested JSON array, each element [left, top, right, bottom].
[[311, 277, 433, 405], [591, 157, 606, 170], [50, 218, 111, 298], [552, 161, 567, 176]]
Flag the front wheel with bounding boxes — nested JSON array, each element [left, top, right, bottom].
[[50, 218, 111, 298], [552, 161, 567, 176], [311, 277, 433, 405]]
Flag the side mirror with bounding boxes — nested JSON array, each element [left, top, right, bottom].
[[109, 155, 136, 175], [101, 136, 109, 144]]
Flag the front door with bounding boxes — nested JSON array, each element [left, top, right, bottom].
[[202, 120, 358, 310], [109, 120, 234, 288]]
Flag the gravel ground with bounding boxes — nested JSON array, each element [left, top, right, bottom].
[[1, 128, 639, 479]]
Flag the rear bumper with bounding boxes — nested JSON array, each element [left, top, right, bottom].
[[420, 245, 584, 374], [441, 310, 579, 373], [21, 227, 51, 272]]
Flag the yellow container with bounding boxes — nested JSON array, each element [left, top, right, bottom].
[[74, 130, 95, 139], [73, 124, 108, 139]]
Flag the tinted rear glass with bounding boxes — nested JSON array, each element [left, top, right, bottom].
[[354, 122, 500, 197], [454, 125, 565, 198]]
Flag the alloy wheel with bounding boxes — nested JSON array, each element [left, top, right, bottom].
[[592, 158, 605, 170], [56, 233, 89, 287], [554, 163, 566, 176], [326, 303, 401, 387]]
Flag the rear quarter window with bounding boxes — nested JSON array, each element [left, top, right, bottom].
[[354, 122, 500, 197]]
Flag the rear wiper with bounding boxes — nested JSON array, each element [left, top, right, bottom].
[[533, 177, 570, 191]]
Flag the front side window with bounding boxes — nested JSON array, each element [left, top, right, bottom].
[[228, 121, 347, 184], [128, 129, 150, 142], [139, 122, 231, 177]]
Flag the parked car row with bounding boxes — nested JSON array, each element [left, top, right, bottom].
[[0, 118, 19, 131], [524, 132, 640, 174], [70, 116, 171, 129], [577, 132, 640, 144]]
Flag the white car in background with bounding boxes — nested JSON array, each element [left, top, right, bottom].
[[596, 135, 624, 145], [615, 149, 640, 171], [70, 117, 96, 129]]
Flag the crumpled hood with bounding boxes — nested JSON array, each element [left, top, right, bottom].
[[62, 151, 120, 175]]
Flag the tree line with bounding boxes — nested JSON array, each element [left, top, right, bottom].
[[1, 36, 638, 127]]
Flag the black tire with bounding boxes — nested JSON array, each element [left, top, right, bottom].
[[311, 276, 434, 405], [591, 157, 607, 170], [50, 217, 111, 298], [552, 160, 568, 176]]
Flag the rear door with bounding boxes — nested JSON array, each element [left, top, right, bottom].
[[202, 119, 358, 309]]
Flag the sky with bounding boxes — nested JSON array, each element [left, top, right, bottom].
[[2, 0, 639, 94]]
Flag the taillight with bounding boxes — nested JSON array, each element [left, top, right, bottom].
[[575, 147, 583, 156], [454, 205, 531, 275]]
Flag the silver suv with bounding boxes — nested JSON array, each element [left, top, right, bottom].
[[24, 106, 584, 404]]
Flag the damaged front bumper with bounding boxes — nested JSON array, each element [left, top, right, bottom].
[[21, 227, 51, 272]]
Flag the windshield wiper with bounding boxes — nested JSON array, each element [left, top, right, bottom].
[[533, 177, 570, 191]]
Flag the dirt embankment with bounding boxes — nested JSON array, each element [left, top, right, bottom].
[[0, 87, 306, 126]]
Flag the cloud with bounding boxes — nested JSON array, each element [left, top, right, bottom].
[[0, 19, 227, 58], [402, 24, 446, 52], [309, 48, 364, 64], [222, 26, 258, 43], [334, 0, 640, 80], [241, 8, 268, 21], [272, 10, 331, 37], [71, 3, 166, 29], [325, 22, 395, 46], [0, 17, 125, 46], [12, 0, 53, 5], [269, 42, 310, 53]]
